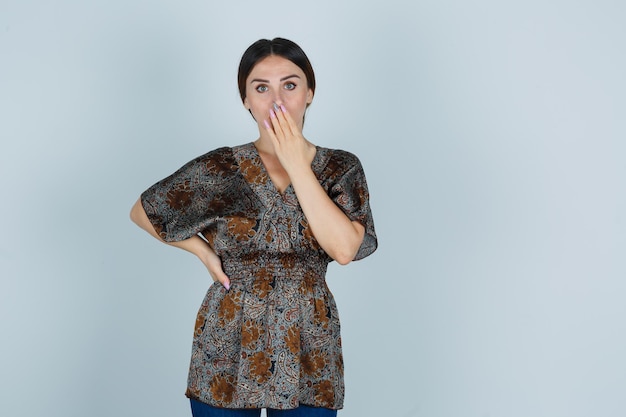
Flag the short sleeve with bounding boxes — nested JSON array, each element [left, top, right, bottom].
[[326, 151, 378, 261], [140, 147, 243, 242]]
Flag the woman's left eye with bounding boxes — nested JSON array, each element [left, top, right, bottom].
[[284, 82, 296, 90]]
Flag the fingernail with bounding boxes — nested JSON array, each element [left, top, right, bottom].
[[270, 109, 276, 118], [280, 104, 286, 113], [224, 282, 230, 290], [264, 120, 270, 129], [273, 102, 280, 112]]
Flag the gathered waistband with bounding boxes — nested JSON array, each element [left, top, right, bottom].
[[221, 252, 328, 281]]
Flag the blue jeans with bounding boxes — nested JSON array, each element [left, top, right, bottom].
[[190, 399, 338, 417]]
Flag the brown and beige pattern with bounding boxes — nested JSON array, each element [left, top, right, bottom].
[[141, 142, 377, 410]]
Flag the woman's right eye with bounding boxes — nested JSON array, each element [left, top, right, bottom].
[[256, 85, 268, 93]]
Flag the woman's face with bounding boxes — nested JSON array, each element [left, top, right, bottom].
[[244, 55, 313, 131]]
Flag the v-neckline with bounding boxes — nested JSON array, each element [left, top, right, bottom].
[[252, 143, 292, 196], [234, 142, 328, 202]]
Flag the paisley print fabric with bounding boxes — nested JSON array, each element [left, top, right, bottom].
[[141, 142, 377, 410]]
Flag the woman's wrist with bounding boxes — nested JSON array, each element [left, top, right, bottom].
[[167, 235, 213, 259]]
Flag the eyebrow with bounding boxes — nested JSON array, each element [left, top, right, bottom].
[[250, 74, 301, 84]]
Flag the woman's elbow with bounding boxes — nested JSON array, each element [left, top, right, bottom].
[[129, 198, 145, 226], [334, 254, 354, 266], [331, 244, 360, 265], [332, 223, 365, 265]]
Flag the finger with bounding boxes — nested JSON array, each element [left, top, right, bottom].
[[269, 109, 285, 139], [278, 104, 299, 135], [272, 104, 294, 137], [263, 117, 283, 152], [264, 117, 280, 143], [212, 270, 231, 290]]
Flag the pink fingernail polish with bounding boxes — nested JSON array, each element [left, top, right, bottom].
[[280, 104, 286, 113], [264, 120, 270, 129], [224, 281, 230, 290], [270, 109, 276, 118]]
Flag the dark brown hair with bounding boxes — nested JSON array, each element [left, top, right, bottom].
[[237, 38, 316, 108]]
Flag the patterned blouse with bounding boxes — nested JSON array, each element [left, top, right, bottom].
[[141, 142, 377, 410]]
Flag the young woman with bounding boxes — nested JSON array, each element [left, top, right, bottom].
[[130, 38, 377, 417]]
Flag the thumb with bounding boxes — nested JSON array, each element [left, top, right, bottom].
[[212, 270, 231, 291]]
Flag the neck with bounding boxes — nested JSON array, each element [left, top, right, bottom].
[[253, 135, 274, 155]]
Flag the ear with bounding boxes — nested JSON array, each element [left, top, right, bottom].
[[243, 97, 250, 110], [306, 89, 314, 104]]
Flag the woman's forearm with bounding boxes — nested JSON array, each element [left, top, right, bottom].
[[130, 198, 213, 259], [130, 198, 230, 288], [289, 170, 365, 265]]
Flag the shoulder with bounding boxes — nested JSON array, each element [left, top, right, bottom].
[[190, 146, 236, 167], [180, 146, 238, 177], [316, 146, 364, 178], [319, 146, 360, 164]]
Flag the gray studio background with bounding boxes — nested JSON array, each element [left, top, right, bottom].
[[1, 1, 625, 416]]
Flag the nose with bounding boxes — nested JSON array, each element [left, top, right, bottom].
[[272, 90, 284, 106]]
